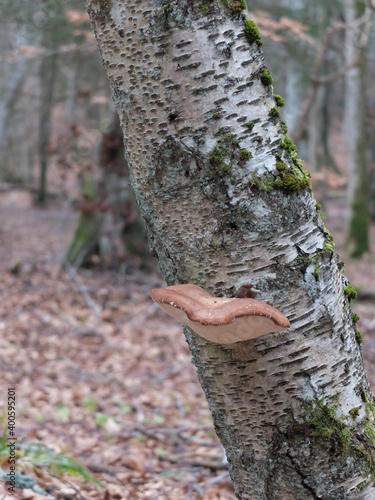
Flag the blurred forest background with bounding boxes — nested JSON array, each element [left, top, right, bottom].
[[1, 0, 375, 499]]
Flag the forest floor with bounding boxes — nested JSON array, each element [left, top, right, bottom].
[[0, 185, 375, 500]]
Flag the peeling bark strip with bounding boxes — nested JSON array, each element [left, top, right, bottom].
[[86, 1, 375, 498]]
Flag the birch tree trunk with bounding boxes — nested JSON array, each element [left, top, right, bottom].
[[86, 1, 375, 498]]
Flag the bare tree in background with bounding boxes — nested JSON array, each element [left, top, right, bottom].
[[66, 107, 148, 268], [343, 0, 371, 257]]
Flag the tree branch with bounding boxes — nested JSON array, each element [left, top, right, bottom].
[[293, 5, 374, 142]]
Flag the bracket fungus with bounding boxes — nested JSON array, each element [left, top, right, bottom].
[[150, 284, 290, 344]]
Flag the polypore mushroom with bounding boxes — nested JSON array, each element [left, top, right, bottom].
[[150, 284, 290, 344]]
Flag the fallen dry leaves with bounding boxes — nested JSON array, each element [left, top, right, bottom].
[[0, 193, 235, 499]]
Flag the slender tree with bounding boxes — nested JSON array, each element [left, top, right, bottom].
[[0, 53, 29, 172], [36, 0, 91, 203], [38, 50, 58, 204], [343, 0, 370, 258], [86, 1, 375, 498]]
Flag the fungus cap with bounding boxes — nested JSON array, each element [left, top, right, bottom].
[[150, 284, 290, 344]]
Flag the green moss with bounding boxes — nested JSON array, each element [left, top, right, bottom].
[[246, 121, 255, 131], [276, 161, 287, 173], [362, 389, 375, 471], [273, 165, 311, 192], [323, 241, 335, 253], [269, 107, 280, 118], [344, 286, 358, 301], [352, 313, 360, 323], [363, 389, 375, 420], [297, 395, 375, 485], [219, 163, 232, 174], [316, 203, 322, 211], [280, 395, 375, 493], [209, 146, 231, 175], [212, 113, 221, 120], [356, 330, 363, 345], [324, 229, 333, 241], [275, 173, 308, 191], [222, 132, 238, 146], [274, 94, 285, 107], [251, 136, 310, 192], [209, 133, 238, 176], [260, 69, 273, 86], [349, 407, 360, 418], [218, 133, 238, 151], [281, 121, 288, 135], [279, 137, 311, 185], [356, 479, 371, 494], [228, 0, 246, 15], [344, 363, 350, 374], [365, 420, 375, 443], [200, 0, 215, 15], [281, 136, 298, 158], [162, 3, 172, 30], [239, 149, 252, 162], [306, 398, 352, 454], [249, 173, 274, 192], [219, 0, 246, 14], [314, 262, 320, 280], [244, 19, 263, 46], [252, 156, 311, 193]]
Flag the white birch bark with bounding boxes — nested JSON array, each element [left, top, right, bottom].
[[85, 1, 375, 498]]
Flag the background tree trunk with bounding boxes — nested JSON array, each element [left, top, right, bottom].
[[343, 0, 370, 258], [66, 107, 148, 268], [0, 59, 29, 170], [38, 52, 58, 204], [0, 29, 31, 181], [86, 1, 375, 497], [346, 51, 370, 258]]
